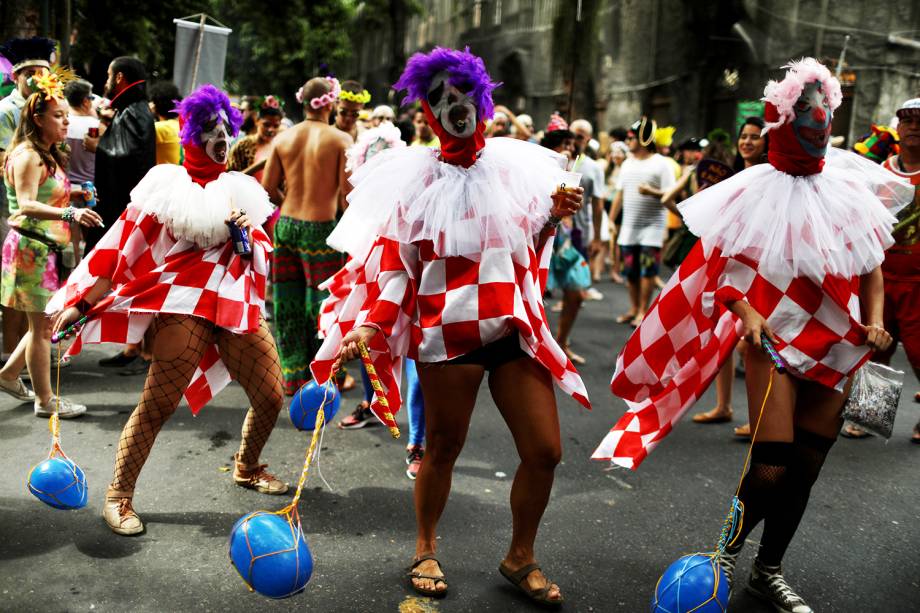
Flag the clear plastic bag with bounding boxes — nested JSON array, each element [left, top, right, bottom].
[[842, 361, 904, 438]]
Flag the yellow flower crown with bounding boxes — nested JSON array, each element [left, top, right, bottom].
[[339, 89, 371, 104], [28, 66, 78, 101]]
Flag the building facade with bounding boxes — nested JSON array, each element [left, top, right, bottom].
[[346, 0, 920, 143]]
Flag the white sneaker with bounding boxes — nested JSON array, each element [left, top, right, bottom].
[[35, 395, 87, 419], [584, 287, 604, 301], [0, 376, 35, 402]]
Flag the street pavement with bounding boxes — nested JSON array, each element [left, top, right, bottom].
[[0, 277, 917, 612]]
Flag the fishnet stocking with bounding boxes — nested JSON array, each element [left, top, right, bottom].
[[727, 441, 792, 553], [216, 318, 284, 466], [109, 315, 214, 495]]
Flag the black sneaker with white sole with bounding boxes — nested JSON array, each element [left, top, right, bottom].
[[747, 559, 813, 613]]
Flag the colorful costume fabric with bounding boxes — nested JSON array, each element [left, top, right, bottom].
[[2, 148, 71, 311], [311, 136, 591, 430], [46, 164, 274, 412], [878, 155, 920, 369], [594, 59, 913, 469], [273, 216, 344, 394]]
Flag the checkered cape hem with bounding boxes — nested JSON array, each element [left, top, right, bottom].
[[593, 240, 875, 469], [311, 234, 590, 430], [46, 204, 272, 414]]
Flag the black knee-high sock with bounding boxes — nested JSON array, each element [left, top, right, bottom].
[[757, 428, 836, 565], [727, 441, 794, 552]]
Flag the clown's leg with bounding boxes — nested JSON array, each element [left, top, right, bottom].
[[104, 315, 213, 535], [488, 356, 563, 604], [215, 319, 287, 494]]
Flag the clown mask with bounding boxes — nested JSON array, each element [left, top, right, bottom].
[[426, 70, 477, 139], [200, 110, 231, 164], [791, 80, 832, 158]]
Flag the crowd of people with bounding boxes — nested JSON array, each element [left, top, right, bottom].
[[0, 34, 918, 611]]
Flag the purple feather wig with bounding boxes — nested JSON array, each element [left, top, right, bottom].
[[392, 47, 500, 120], [175, 84, 243, 147]]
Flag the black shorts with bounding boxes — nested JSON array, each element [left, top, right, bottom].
[[446, 334, 527, 370]]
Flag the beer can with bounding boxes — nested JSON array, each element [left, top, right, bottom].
[[81, 181, 96, 208], [227, 220, 252, 256], [87, 126, 99, 138]]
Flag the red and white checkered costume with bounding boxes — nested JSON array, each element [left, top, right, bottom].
[[46, 165, 274, 414], [310, 138, 590, 428], [593, 148, 914, 469]]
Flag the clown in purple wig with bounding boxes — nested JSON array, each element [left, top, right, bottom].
[[175, 84, 242, 169]]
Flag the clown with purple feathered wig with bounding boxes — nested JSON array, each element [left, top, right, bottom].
[[47, 83, 289, 537], [310, 47, 586, 605], [594, 58, 914, 611]]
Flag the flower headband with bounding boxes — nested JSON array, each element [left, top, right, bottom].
[[339, 89, 371, 104], [27, 66, 77, 101], [296, 77, 341, 110]]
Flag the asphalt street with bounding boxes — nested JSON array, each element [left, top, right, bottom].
[[0, 277, 917, 612]]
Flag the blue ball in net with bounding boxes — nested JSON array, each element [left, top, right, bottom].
[[289, 379, 340, 431], [229, 511, 313, 599], [651, 553, 729, 613], [27, 457, 88, 510]]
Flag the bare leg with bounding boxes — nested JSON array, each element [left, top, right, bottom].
[[2, 306, 26, 356], [0, 329, 29, 381], [489, 356, 563, 602], [637, 276, 656, 321], [411, 362, 484, 594], [556, 289, 583, 359], [694, 353, 734, 422], [25, 311, 52, 404]]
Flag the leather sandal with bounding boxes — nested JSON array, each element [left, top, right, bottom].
[[102, 488, 144, 536], [407, 555, 447, 597], [499, 562, 563, 607], [233, 454, 289, 495], [693, 407, 733, 424], [733, 423, 751, 438]]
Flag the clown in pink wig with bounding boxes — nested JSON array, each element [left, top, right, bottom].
[[596, 58, 913, 612]]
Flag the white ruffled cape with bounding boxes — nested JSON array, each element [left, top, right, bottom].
[[130, 165, 275, 249], [679, 148, 914, 281], [329, 137, 568, 260]]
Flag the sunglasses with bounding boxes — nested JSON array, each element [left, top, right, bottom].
[[338, 109, 361, 118]]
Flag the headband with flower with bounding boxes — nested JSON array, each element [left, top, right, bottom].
[[339, 89, 371, 105], [295, 77, 341, 110], [27, 65, 77, 101]]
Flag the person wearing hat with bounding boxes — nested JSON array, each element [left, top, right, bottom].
[[370, 104, 395, 127], [865, 98, 920, 443], [609, 116, 676, 327], [0, 37, 57, 363]]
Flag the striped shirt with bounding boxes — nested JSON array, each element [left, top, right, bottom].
[[616, 154, 675, 247]]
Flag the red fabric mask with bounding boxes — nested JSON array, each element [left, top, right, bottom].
[[765, 102, 825, 177], [422, 101, 485, 168], [183, 144, 226, 187]]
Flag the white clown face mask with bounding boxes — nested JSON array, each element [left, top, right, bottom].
[[426, 71, 477, 139], [200, 110, 231, 164]]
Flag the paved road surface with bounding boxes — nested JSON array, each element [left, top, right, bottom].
[[0, 278, 917, 612]]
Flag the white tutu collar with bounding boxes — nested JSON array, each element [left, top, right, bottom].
[[329, 137, 567, 260], [679, 148, 913, 281], [130, 165, 275, 249]]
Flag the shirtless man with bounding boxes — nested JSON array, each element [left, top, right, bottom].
[[334, 80, 370, 143], [261, 76, 352, 395]]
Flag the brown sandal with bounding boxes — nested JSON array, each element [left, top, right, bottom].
[[407, 555, 447, 598], [499, 562, 563, 607]]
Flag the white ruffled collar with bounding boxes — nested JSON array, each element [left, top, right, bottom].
[[129, 165, 275, 249]]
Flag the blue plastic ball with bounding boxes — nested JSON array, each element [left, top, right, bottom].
[[27, 457, 88, 510], [229, 511, 314, 599], [651, 554, 729, 613], [289, 380, 340, 431]]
